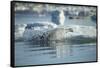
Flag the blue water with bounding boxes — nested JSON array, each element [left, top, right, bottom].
[[15, 12, 97, 66], [15, 12, 96, 26], [15, 42, 96, 66]]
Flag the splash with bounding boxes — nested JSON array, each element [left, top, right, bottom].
[[59, 10, 65, 26]]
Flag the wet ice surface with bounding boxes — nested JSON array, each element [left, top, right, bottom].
[[15, 41, 96, 66]]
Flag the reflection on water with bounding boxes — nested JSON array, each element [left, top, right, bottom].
[[15, 40, 96, 66], [49, 41, 72, 58]]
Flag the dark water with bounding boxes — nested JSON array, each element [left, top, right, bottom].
[[15, 12, 96, 26], [15, 12, 97, 66]]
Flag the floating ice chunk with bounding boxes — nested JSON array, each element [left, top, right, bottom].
[[65, 25, 96, 38], [15, 24, 27, 40]]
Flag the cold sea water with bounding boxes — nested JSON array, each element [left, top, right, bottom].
[[15, 12, 97, 66]]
